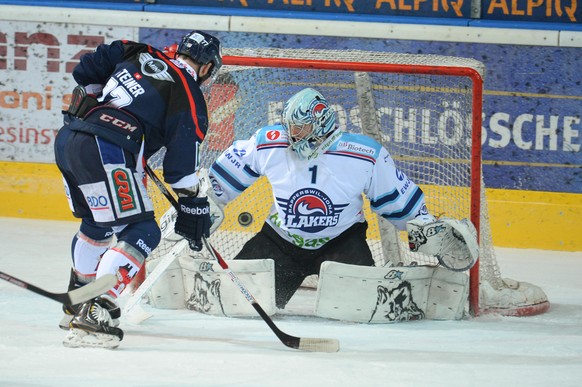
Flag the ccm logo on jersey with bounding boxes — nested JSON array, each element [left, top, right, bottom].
[[99, 114, 139, 132]]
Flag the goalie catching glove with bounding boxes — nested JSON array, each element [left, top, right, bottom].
[[174, 196, 211, 251], [407, 217, 479, 272]]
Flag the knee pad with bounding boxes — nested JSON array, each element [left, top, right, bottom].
[[72, 220, 114, 283], [115, 218, 161, 259], [97, 220, 160, 298]]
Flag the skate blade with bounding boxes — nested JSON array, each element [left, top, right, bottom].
[[63, 328, 121, 349]]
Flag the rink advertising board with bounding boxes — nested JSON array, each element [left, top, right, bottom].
[[151, 0, 581, 24], [0, 22, 579, 194], [0, 21, 135, 220], [152, 0, 474, 19], [0, 18, 579, 249], [481, 0, 581, 23], [0, 22, 136, 163]]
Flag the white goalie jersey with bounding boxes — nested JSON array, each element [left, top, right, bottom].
[[209, 125, 432, 250]]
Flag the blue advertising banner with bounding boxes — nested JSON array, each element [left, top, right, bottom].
[[154, 0, 474, 19], [141, 28, 581, 194], [482, 0, 581, 23], [152, 0, 582, 23]]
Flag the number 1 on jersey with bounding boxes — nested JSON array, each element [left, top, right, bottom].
[[309, 165, 318, 184]]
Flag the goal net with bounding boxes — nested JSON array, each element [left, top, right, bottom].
[[146, 48, 549, 317]]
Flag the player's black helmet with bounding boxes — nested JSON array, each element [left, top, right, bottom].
[[176, 31, 223, 81]]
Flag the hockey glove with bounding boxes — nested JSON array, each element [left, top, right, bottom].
[[174, 196, 211, 251]]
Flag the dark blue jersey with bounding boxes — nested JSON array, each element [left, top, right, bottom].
[[72, 40, 208, 186]]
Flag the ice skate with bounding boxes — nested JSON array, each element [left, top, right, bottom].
[[58, 304, 78, 330], [63, 297, 123, 349]]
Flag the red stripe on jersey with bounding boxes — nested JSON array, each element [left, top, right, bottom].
[[257, 142, 289, 150], [151, 48, 205, 141]]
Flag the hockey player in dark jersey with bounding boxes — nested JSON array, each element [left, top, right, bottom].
[[54, 31, 222, 349]]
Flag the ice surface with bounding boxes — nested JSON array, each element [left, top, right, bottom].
[[1, 217, 581, 386]]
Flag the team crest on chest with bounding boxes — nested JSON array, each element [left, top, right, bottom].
[[277, 188, 347, 233], [139, 53, 175, 82]]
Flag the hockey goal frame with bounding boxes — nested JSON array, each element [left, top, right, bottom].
[[145, 49, 549, 318]]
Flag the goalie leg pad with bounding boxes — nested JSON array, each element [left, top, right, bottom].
[[180, 257, 276, 317], [314, 261, 469, 323], [145, 252, 186, 309]]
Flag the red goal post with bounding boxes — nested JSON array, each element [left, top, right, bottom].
[[146, 48, 549, 317]]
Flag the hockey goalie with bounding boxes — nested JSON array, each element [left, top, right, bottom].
[[145, 88, 479, 322]]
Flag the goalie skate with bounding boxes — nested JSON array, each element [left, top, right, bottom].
[[63, 298, 124, 349]]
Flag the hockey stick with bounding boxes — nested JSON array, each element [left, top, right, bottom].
[[144, 164, 340, 352], [0, 271, 117, 305]]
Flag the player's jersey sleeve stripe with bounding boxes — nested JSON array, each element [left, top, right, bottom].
[[153, 50, 205, 141], [210, 162, 248, 193], [370, 189, 399, 210], [257, 142, 288, 150], [243, 164, 260, 178], [381, 186, 424, 220]]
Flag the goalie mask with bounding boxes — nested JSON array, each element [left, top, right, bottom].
[[176, 31, 223, 84], [281, 88, 337, 159]]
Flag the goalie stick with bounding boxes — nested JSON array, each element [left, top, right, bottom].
[[0, 271, 117, 305], [144, 164, 340, 353]]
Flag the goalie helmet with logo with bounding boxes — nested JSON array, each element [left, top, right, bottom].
[[282, 88, 338, 159], [176, 30, 223, 84]]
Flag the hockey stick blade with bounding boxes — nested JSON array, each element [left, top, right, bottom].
[[0, 271, 117, 305], [251, 302, 340, 353]]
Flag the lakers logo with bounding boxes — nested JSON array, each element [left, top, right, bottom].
[[279, 188, 347, 233]]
